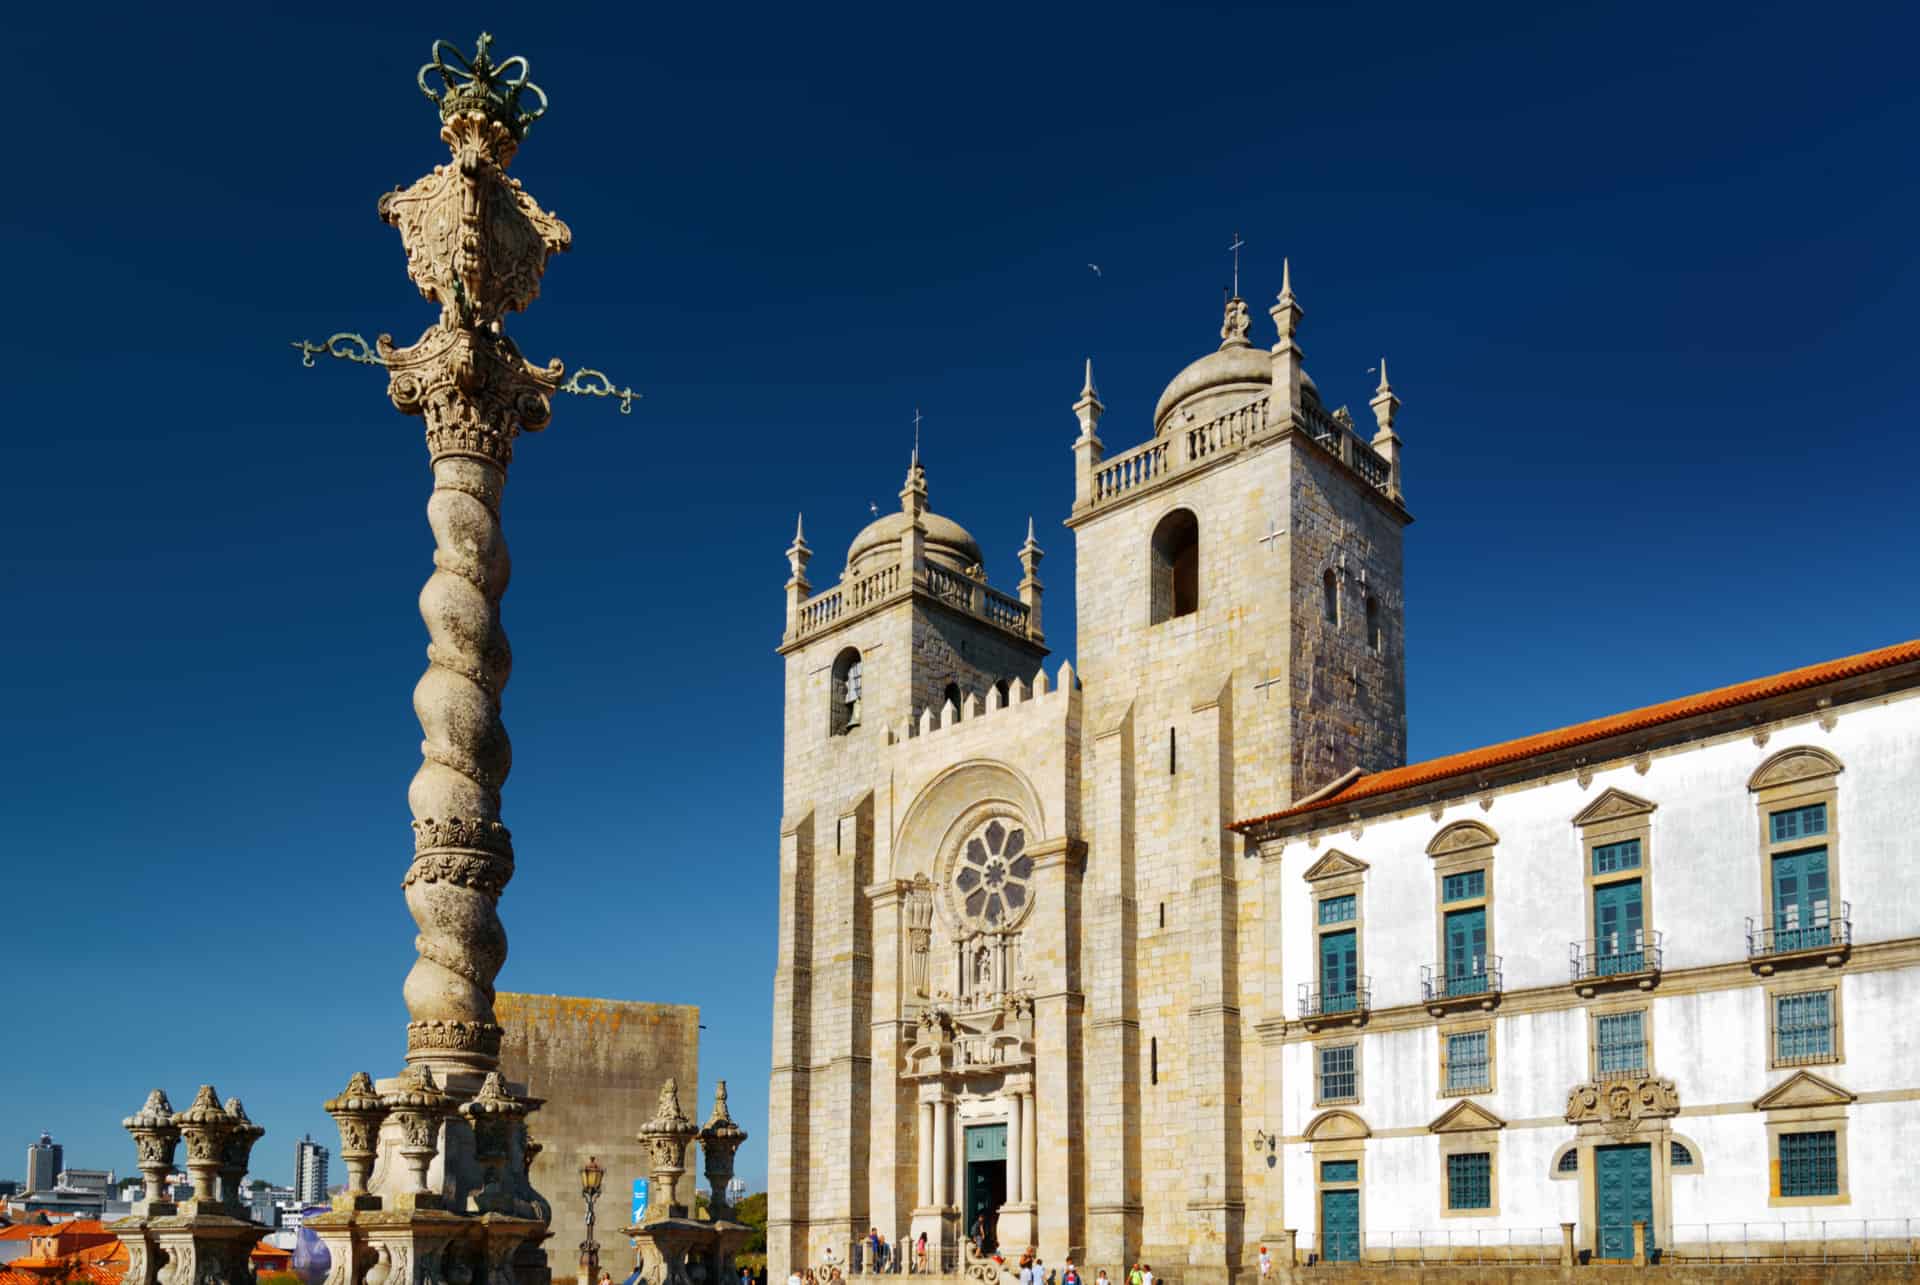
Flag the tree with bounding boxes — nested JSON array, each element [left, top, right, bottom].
[[734, 1192, 768, 1255]]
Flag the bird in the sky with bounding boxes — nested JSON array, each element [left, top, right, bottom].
[[869, 502, 880, 516], [1087, 263, 1102, 277]]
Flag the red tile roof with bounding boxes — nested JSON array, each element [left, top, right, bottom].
[[1232, 638, 1920, 833]]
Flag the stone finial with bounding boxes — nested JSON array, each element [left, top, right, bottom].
[[1017, 517, 1045, 642], [1368, 356, 1403, 500], [1270, 258, 1304, 344], [459, 1071, 530, 1208], [699, 1082, 749, 1221], [324, 1073, 390, 1204], [123, 1090, 180, 1207], [382, 1066, 454, 1199], [638, 1078, 699, 1222], [1073, 358, 1104, 442], [219, 1099, 265, 1214], [1269, 258, 1307, 417], [171, 1086, 237, 1210], [899, 454, 929, 518]]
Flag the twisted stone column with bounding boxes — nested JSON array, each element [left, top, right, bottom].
[[376, 72, 571, 1075]]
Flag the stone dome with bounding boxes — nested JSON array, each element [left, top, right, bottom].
[[847, 508, 983, 578], [1152, 298, 1317, 434]]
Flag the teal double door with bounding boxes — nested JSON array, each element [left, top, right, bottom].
[[1320, 930, 1358, 1012], [1319, 1159, 1359, 1263], [1443, 906, 1487, 995], [1594, 880, 1645, 974], [964, 1124, 1007, 1252], [1773, 846, 1830, 950], [1595, 1143, 1654, 1260]]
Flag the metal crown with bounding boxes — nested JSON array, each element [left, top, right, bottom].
[[418, 33, 548, 138]]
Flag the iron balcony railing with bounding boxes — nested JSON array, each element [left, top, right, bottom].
[[1748, 902, 1851, 958], [1570, 930, 1663, 982], [1421, 955, 1503, 1004], [1299, 978, 1372, 1020]]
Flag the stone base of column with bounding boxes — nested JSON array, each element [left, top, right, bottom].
[[1085, 1206, 1141, 1276], [113, 1206, 267, 1285], [994, 1203, 1037, 1258], [307, 1208, 546, 1285], [910, 1209, 957, 1266]]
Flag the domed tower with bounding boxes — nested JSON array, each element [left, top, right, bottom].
[[768, 453, 1048, 1271], [1065, 269, 1410, 1273]]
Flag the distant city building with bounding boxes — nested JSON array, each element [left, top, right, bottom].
[[24, 1134, 61, 1194], [54, 1170, 114, 1198], [293, 1137, 329, 1207], [0, 1179, 19, 1198]]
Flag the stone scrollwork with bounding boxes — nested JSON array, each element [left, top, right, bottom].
[[1565, 1076, 1680, 1134]]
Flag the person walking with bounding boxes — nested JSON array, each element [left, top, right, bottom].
[[1062, 1262, 1080, 1285], [1257, 1245, 1271, 1281], [915, 1233, 929, 1275]]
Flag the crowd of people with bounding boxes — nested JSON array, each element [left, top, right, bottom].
[[775, 1231, 1270, 1284]]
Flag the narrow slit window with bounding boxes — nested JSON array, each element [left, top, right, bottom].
[[1322, 569, 1339, 625], [1150, 1037, 1159, 1085], [1169, 727, 1178, 775], [1365, 595, 1381, 651]]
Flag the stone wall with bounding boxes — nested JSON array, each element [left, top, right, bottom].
[[496, 992, 699, 1284]]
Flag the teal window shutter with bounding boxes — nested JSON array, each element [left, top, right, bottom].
[[1779, 1131, 1838, 1196], [1445, 1030, 1489, 1093], [1441, 869, 1485, 903], [1595, 1011, 1645, 1075], [1319, 894, 1357, 925], [1770, 804, 1828, 843], [1592, 839, 1642, 875], [1446, 1153, 1491, 1209]]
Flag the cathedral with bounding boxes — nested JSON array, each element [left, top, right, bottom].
[[766, 268, 1920, 1276]]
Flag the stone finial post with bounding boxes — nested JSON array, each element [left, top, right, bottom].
[[324, 1073, 390, 1209], [382, 1065, 454, 1204], [1017, 517, 1045, 643], [1269, 259, 1306, 422], [1632, 1219, 1647, 1267], [784, 514, 812, 637], [379, 32, 575, 1079], [172, 1086, 238, 1212], [123, 1091, 180, 1212], [639, 1078, 699, 1222], [1070, 359, 1104, 507], [460, 1071, 532, 1214], [699, 1082, 749, 1221], [1368, 357, 1403, 501], [218, 1099, 265, 1215], [1559, 1222, 1575, 1267], [898, 456, 929, 587]]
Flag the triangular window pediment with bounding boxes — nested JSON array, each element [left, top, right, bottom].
[[1427, 820, 1498, 857], [1429, 1099, 1506, 1133], [1572, 787, 1657, 827], [1302, 849, 1369, 883], [1754, 1069, 1855, 1111], [1302, 1109, 1371, 1142], [1748, 747, 1844, 792]]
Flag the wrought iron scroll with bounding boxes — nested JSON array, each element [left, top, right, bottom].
[[292, 333, 638, 413]]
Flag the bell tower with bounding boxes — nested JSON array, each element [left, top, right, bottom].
[[767, 455, 1049, 1274], [1064, 266, 1411, 1274]]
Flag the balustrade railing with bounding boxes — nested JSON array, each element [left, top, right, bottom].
[[1184, 396, 1268, 463], [1570, 930, 1663, 982], [1093, 438, 1168, 502], [1748, 902, 1851, 958], [791, 560, 1027, 643]]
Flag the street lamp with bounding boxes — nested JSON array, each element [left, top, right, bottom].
[[579, 1155, 606, 1285]]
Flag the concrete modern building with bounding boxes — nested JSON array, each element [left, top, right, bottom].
[[292, 1135, 328, 1206], [495, 992, 700, 1284], [765, 270, 1920, 1279], [23, 1135, 60, 1195]]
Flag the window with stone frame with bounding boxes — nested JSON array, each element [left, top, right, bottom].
[[1316, 1042, 1359, 1105], [1149, 508, 1200, 624], [829, 647, 863, 735]]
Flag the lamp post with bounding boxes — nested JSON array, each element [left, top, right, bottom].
[[579, 1156, 606, 1285]]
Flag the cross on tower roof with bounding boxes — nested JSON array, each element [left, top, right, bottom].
[[1229, 231, 1246, 299]]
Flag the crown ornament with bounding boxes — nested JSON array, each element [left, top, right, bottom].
[[418, 33, 548, 139]]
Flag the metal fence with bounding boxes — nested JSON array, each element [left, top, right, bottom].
[[1285, 1219, 1920, 1268]]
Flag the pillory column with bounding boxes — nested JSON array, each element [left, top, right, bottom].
[[379, 34, 572, 1074]]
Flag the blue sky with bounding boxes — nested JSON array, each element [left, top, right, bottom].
[[2, 1, 1916, 1192]]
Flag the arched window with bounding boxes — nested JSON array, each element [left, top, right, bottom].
[[1323, 569, 1339, 626], [994, 677, 1012, 706], [830, 648, 863, 736], [943, 682, 963, 719], [1366, 595, 1381, 651], [1149, 508, 1200, 624], [1557, 1149, 1579, 1174]]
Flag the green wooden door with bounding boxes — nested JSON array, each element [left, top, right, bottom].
[[1772, 846, 1830, 950], [1320, 1187, 1359, 1262], [1321, 930, 1358, 1012], [1594, 880, 1644, 974], [1595, 1144, 1653, 1259], [1444, 906, 1487, 995]]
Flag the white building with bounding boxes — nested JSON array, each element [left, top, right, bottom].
[[294, 1134, 329, 1205], [1234, 640, 1920, 1264]]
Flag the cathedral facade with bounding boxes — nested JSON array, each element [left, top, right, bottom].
[[768, 272, 1409, 1279], [765, 270, 1920, 1276]]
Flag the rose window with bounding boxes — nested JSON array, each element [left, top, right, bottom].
[[951, 818, 1032, 930]]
